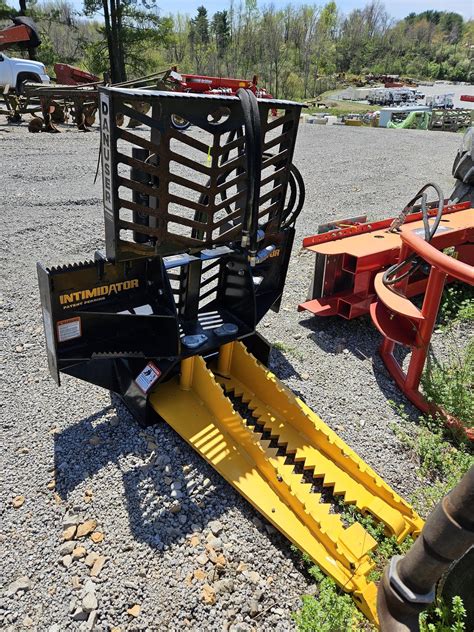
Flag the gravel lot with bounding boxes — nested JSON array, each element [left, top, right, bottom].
[[0, 120, 464, 632]]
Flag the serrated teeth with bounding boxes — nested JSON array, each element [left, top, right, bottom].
[[47, 259, 96, 274], [214, 341, 423, 542]]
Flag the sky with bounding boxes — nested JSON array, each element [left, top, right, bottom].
[[64, 0, 473, 20]]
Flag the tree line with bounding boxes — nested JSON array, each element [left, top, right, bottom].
[[1, 0, 472, 98]]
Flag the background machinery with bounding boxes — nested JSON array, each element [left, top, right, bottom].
[[298, 130, 474, 437], [0, 16, 41, 53]]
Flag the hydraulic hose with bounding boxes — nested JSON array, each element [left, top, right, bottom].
[[383, 183, 444, 288], [193, 98, 305, 244], [278, 159, 305, 229], [237, 88, 262, 264], [247, 91, 262, 261]]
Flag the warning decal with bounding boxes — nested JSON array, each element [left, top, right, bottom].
[[57, 317, 82, 343], [135, 362, 162, 394]]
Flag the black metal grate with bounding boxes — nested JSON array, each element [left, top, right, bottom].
[[98, 87, 303, 261], [198, 257, 221, 310]]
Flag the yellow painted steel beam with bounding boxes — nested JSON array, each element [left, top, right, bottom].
[[220, 342, 424, 541], [149, 342, 424, 625]]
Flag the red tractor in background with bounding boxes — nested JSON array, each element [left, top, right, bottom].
[[53, 63, 99, 85]]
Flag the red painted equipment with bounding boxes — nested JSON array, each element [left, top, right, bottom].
[[168, 69, 273, 100], [0, 24, 30, 49], [298, 202, 471, 319], [53, 63, 100, 86], [460, 94, 474, 103], [369, 207, 474, 440], [0, 17, 41, 50]]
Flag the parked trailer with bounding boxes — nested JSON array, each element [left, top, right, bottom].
[[429, 108, 474, 132], [426, 93, 454, 109], [367, 87, 416, 106]]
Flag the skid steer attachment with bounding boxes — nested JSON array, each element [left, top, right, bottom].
[[37, 86, 422, 625]]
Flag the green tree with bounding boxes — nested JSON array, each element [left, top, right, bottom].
[[83, 0, 172, 82], [0, 0, 15, 19], [189, 5, 210, 72], [212, 10, 230, 59], [4, 1, 471, 96], [191, 5, 209, 45], [83, 0, 126, 82]]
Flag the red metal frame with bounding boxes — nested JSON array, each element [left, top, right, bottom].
[[298, 202, 471, 320], [0, 24, 31, 50], [370, 219, 474, 440], [168, 69, 274, 100], [303, 202, 469, 248], [53, 63, 99, 86]]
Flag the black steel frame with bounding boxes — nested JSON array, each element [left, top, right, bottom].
[[37, 87, 304, 424]]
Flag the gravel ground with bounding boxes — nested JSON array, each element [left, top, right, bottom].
[[0, 120, 464, 632]]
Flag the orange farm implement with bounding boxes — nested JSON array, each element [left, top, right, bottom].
[[298, 201, 471, 320], [370, 206, 473, 440], [299, 153, 474, 439]]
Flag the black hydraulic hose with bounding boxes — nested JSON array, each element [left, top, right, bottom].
[[382, 183, 444, 288], [237, 88, 262, 264], [193, 108, 304, 242], [280, 161, 305, 229], [247, 91, 262, 261], [236, 89, 254, 250]]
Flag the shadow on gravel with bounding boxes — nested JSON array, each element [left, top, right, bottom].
[[53, 399, 229, 550], [52, 392, 311, 559], [51, 325, 415, 561], [268, 347, 310, 401], [299, 312, 380, 360]]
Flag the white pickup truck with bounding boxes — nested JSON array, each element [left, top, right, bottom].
[[0, 51, 50, 93]]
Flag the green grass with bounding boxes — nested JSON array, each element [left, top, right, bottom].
[[309, 100, 377, 117], [291, 502, 415, 632], [419, 278, 474, 436], [420, 596, 468, 632], [292, 558, 369, 632], [336, 503, 414, 582], [390, 407, 473, 517], [421, 338, 474, 429], [273, 340, 305, 361], [437, 282, 474, 327]]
